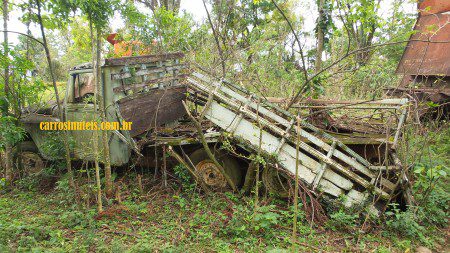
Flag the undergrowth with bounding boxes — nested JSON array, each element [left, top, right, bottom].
[[0, 126, 448, 252]]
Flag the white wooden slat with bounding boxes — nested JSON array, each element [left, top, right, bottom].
[[188, 74, 394, 200], [205, 101, 353, 195], [191, 74, 375, 179], [344, 189, 367, 207]]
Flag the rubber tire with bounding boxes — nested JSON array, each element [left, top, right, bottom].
[[12, 141, 45, 176], [189, 148, 243, 190]]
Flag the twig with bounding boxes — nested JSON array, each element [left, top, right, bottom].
[[271, 0, 309, 98], [286, 38, 450, 110], [166, 146, 211, 193], [0, 30, 44, 46], [181, 101, 237, 192], [202, 0, 226, 78]]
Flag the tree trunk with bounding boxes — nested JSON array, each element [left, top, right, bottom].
[[96, 27, 113, 197], [2, 0, 13, 184], [89, 17, 103, 213], [202, 0, 226, 78], [25, 0, 32, 60], [35, 0, 75, 190], [315, 0, 325, 73]]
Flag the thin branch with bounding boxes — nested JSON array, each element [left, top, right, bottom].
[[0, 30, 44, 46], [202, 0, 226, 78], [271, 0, 309, 83], [285, 38, 450, 110]]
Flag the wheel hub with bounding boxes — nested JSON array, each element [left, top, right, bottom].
[[196, 160, 227, 189]]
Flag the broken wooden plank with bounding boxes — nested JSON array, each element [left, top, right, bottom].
[[188, 74, 393, 200], [267, 97, 408, 106]]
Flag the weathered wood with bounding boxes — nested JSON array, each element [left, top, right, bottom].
[[135, 64, 186, 77], [188, 72, 396, 202], [105, 52, 184, 66], [117, 86, 187, 137], [111, 71, 131, 80], [113, 74, 188, 93], [20, 113, 59, 123], [267, 97, 408, 106], [111, 64, 186, 80], [369, 165, 399, 171], [312, 141, 336, 190]]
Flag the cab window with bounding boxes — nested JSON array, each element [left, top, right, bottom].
[[73, 73, 95, 103]]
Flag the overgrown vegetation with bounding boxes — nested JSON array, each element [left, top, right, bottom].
[[1, 0, 449, 251], [0, 123, 447, 251]]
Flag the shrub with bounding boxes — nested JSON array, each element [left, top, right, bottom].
[[326, 209, 358, 231], [385, 204, 426, 243]]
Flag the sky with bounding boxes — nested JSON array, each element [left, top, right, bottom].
[[2, 0, 417, 46]]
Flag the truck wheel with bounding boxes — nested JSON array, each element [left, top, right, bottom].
[[189, 148, 243, 191], [13, 141, 45, 176], [262, 166, 291, 198]]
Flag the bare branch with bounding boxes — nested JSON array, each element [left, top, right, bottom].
[[0, 30, 44, 46], [286, 38, 450, 109], [202, 0, 226, 78], [271, 0, 309, 83]]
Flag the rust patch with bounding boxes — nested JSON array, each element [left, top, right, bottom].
[[396, 13, 450, 76]]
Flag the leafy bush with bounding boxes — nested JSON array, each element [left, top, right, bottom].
[[59, 210, 94, 229], [253, 205, 281, 232], [385, 204, 426, 243], [40, 132, 71, 160], [326, 209, 358, 231], [173, 163, 197, 192]]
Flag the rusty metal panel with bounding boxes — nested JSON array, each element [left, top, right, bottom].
[[117, 86, 187, 137], [419, 0, 450, 15], [396, 13, 450, 76], [385, 86, 450, 103], [105, 52, 184, 66]]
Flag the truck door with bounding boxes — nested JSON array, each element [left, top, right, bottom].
[[64, 71, 103, 162]]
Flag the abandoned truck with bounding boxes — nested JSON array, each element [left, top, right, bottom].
[[16, 52, 410, 210]]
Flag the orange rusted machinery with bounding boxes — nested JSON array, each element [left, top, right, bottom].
[[106, 33, 154, 57]]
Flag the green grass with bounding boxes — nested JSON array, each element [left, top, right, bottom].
[[1, 113, 448, 253], [0, 183, 446, 253]]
